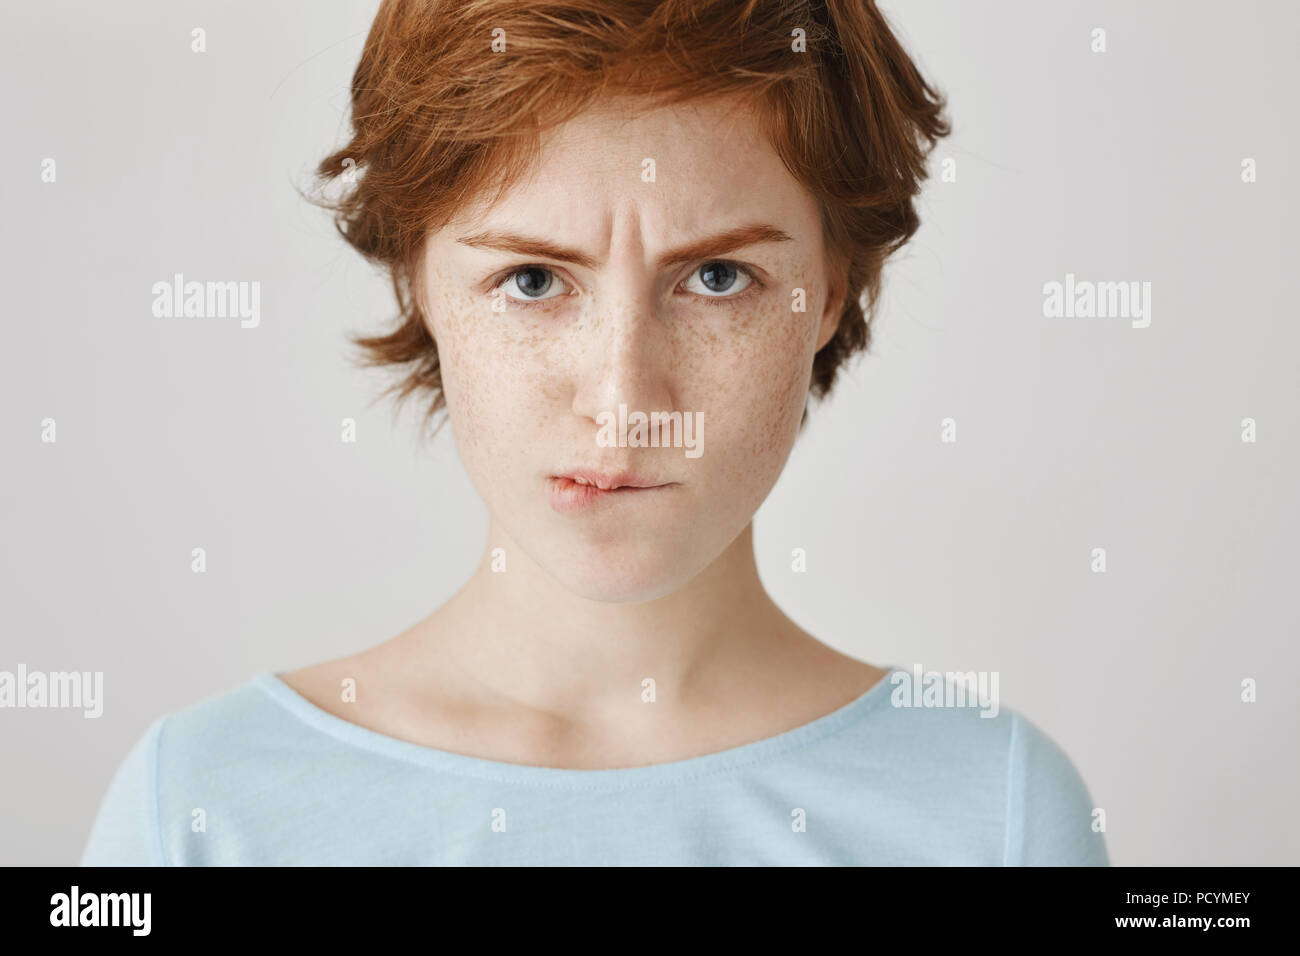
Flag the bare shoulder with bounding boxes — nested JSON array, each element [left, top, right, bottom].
[[275, 641, 417, 722], [779, 630, 892, 715], [273, 626, 449, 727], [276, 654, 368, 719], [831, 654, 892, 701]]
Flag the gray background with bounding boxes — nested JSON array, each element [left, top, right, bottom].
[[2, 0, 1296, 865]]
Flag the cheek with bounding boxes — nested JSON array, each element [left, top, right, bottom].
[[676, 282, 821, 477], [423, 293, 519, 492], [424, 276, 556, 447]]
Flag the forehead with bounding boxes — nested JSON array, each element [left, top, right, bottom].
[[446, 95, 821, 242]]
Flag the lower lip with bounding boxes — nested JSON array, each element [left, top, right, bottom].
[[547, 477, 672, 514]]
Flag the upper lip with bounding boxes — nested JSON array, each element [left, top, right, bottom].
[[555, 468, 670, 491]]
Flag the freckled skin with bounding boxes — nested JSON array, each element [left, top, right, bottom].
[[421, 95, 843, 603]]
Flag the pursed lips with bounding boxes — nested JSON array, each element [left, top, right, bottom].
[[546, 468, 678, 513]]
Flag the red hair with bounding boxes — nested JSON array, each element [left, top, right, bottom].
[[313, 0, 950, 427]]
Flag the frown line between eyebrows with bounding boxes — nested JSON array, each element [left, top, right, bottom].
[[455, 223, 795, 272]]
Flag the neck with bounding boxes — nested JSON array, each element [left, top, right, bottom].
[[413, 521, 804, 714]]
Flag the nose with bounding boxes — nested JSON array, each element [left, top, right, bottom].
[[569, 286, 677, 428]]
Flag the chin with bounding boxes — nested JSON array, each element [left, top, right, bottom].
[[542, 538, 704, 605]]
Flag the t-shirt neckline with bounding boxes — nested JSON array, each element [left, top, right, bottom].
[[250, 665, 900, 791]]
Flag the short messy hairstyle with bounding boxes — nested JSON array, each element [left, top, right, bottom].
[[313, 0, 950, 428]]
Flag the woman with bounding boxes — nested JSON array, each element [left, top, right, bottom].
[[81, 0, 1108, 866]]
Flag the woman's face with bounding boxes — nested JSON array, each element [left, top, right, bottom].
[[420, 95, 844, 603]]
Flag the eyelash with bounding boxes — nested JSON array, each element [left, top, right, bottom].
[[489, 261, 765, 310]]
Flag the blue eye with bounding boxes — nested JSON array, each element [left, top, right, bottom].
[[501, 266, 567, 301], [683, 260, 753, 297]]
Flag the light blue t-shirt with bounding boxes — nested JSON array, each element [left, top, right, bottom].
[[80, 666, 1109, 865]]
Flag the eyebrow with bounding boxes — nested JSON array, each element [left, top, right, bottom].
[[454, 223, 794, 271]]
